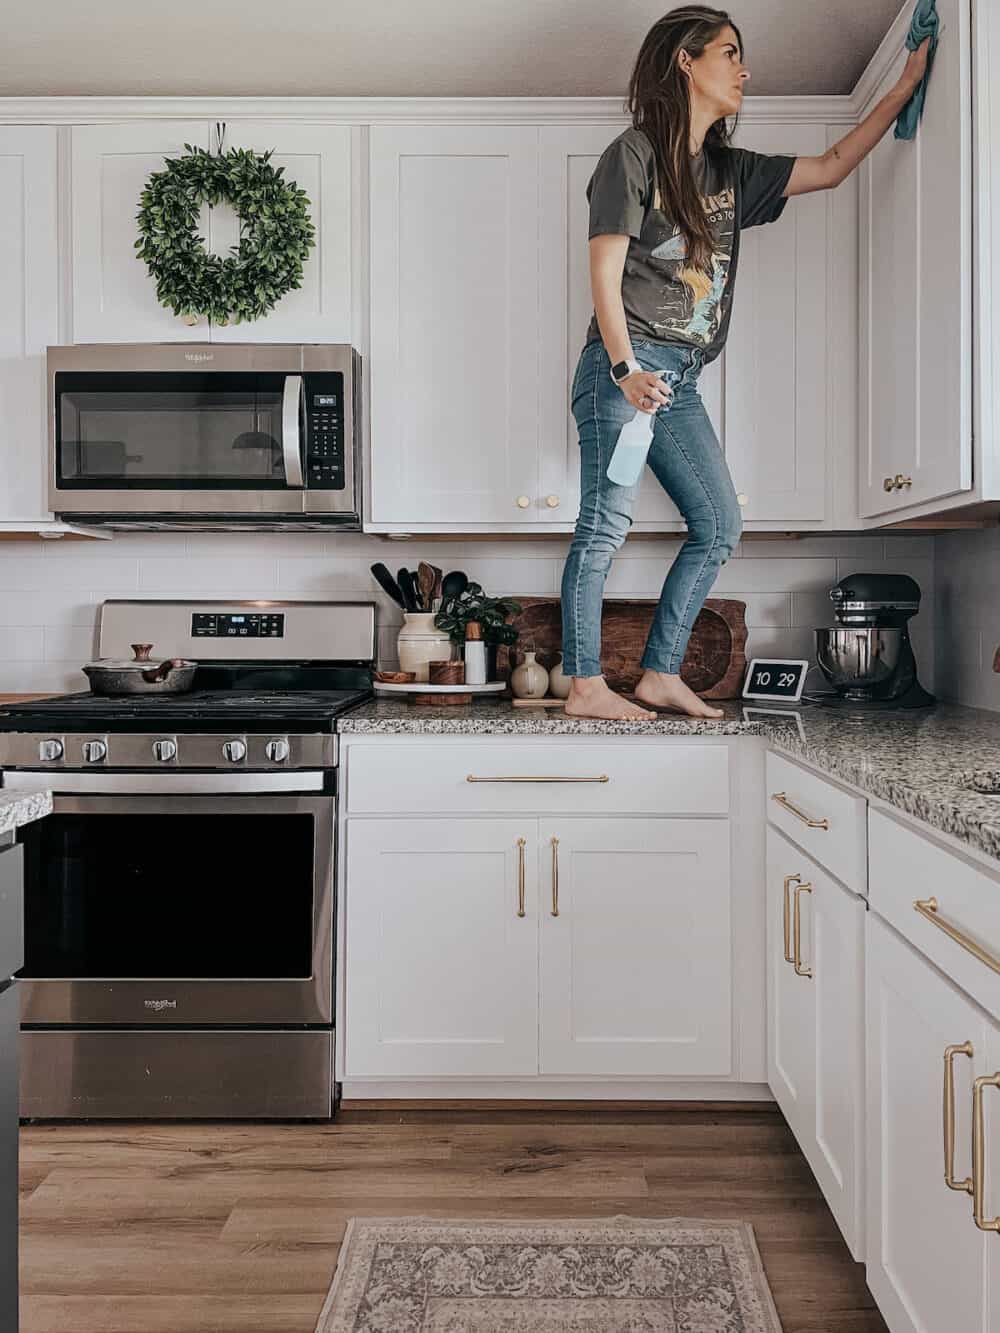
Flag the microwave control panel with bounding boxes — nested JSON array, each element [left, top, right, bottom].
[[304, 374, 347, 490]]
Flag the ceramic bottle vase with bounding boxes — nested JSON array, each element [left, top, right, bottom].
[[396, 612, 453, 682], [510, 650, 549, 699], [547, 652, 572, 699]]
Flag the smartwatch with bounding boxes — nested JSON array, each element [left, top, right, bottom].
[[610, 358, 642, 385]]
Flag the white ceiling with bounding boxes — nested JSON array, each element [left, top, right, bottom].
[[1, 0, 906, 98]]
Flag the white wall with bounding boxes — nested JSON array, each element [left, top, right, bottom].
[[934, 526, 1000, 710], [0, 531, 933, 695]]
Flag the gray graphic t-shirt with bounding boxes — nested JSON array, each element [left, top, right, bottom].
[[585, 127, 795, 364]]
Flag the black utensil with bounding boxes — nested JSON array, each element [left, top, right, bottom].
[[397, 567, 420, 612], [370, 562, 406, 609], [440, 570, 468, 606]]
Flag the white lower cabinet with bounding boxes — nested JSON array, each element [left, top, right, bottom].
[[766, 825, 865, 1258], [539, 818, 731, 1077], [865, 912, 996, 1333], [344, 813, 733, 1081], [344, 818, 538, 1077]]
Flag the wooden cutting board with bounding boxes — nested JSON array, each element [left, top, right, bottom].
[[496, 597, 748, 700]]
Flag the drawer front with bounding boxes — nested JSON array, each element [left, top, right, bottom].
[[869, 809, 1000, 1021], [765, 751, 867, 894], [347, 741, 730, 816]]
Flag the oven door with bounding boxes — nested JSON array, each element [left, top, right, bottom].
[[14, 787, 334, 1026]]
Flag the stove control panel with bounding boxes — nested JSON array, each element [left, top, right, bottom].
[[192, 612, 284, 639], [0, 732, 337, 771]]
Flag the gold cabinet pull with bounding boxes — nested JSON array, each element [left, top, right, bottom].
[[793, 882, 813, 978], [771, 791, 830, 830], [914, 899, 1000, 976], [468, 775, 610, 784], [516, 837, 526, 917], [943, 1042, 975, 1194], [972, 1072, 1000, 1232], [550, 836, 560, 916], [782, 874, 800, 964], [883, 476, 896, 493]]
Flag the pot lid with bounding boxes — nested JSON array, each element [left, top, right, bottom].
[[83, 643, 195, 671]]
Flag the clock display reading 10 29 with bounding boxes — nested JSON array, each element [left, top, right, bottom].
[[741, 658, 809, 703]]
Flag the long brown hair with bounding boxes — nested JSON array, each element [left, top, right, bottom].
[[627, 6, 742, 285]]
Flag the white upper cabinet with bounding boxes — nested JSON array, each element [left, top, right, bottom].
[[368, 124, 541, 527], [858, 0, 972, 519], [0, 126, 59, 521], [725, 123, 831, 524], [71, 121, 352, 345]]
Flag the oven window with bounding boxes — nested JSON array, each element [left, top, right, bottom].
[[55, 372, 290, 489], [20, 813, 316, 978]]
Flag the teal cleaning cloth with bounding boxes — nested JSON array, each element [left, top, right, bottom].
[[894, 0, 939, 140]]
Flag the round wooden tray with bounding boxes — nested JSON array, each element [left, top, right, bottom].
[[373, 681, 507, 695]]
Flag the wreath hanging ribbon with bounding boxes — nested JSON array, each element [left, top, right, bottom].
[[135, 137, 316, 326]]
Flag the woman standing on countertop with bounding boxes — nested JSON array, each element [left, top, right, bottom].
[[560, 5, 930, 720]]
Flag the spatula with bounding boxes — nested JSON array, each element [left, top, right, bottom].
[[369, 562, 406, 610], [417, 562, 437, 613]]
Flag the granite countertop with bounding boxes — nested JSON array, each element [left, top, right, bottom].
[[339, 697, 1000, 863], [0, 787, 52, 836]]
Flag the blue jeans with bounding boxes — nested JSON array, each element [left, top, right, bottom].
[[560, 337, 742, 678]]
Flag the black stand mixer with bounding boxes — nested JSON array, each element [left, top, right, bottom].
[[812, 573, 934, 708]]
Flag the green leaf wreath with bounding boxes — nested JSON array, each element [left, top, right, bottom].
[[135, 143, 316, 326]]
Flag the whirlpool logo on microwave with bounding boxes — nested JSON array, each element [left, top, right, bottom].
[[144, 998, 178, 1011], [183, 352, 214, 363]]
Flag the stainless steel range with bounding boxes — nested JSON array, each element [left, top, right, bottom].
[[0, 600, 376, 1120]]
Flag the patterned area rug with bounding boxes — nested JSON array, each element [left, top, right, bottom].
[[314, 1216, 783, 1332]]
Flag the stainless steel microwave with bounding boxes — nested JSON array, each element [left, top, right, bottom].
[[47, 343, 361, 529]]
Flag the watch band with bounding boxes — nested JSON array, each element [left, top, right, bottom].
[[610, 358, 642, 384]]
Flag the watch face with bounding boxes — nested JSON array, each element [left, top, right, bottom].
[[611, 360, 630, 381]]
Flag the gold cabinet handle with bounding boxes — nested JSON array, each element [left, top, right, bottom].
[[914, 899, 1000, 977], [771, 791, 829, 830], [943, 1042, 975, 1194], [467, 775, 610, 784], [883, 476, 896, 492], [782, 874, 800, 964], [793, 882, 813, 978], [896, 473, 913, 489], [550, 836, 559, 916], [516, 837, 526, 917], [972, 1072, 1000, 1232]]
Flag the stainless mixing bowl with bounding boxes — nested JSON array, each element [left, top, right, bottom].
[[814, 627, 903, 699]]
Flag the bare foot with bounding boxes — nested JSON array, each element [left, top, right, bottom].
[[634, 669, 724, 719], [564, 676, 656, 721]]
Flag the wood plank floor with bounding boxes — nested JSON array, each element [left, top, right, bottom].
[[18, 1103, 888, 1333]]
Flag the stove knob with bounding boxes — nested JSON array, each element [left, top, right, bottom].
[[265, 739, 290, 764], [222, 739, 247, 763], [82, 740, 107, 765], [38, 738, 64, 763], [152, 739, 177, 763]]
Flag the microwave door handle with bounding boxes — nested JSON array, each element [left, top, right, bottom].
[[281, 374, 305, 488]]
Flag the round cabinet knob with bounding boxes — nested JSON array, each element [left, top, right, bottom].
[[81, 740, 107, 765], [736, 493, 748, 507], [222, 739, 247, 764], [545, 495, 560, 509], [38, 738, 64, 763], [151, 739, 177, 763], [516, 495, 531, 509], [265, 739, 290, 764]]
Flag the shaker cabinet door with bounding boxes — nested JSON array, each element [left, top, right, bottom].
[[344, 819, 538, 1077], [539, 817, 732, 1076], [858, 0, 972, 518], [0, 126, 59, 522], [368, 124, 540, 526], [865, 913, 990, 1333], [71, 122, 211, 343]]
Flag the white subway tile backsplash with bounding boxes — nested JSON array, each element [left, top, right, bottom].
[[0, 627, 44, 661], [712, 559, 839, 594], [42, 625, 98, 662]]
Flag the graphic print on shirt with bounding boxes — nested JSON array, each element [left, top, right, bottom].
[[649, 185, 736, 345]]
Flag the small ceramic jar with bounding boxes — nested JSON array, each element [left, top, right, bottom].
[[547, 652, 572, 699], [396, 613, 454, 683], [511, 650, 549, 699]]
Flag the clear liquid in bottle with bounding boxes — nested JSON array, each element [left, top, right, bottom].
[[606, 371, 669, 486]]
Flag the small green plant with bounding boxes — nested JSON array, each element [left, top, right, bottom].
[[434, 583, 522, 648]]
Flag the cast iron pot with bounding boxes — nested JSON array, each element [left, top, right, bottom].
[[82, 643, 197, 696]]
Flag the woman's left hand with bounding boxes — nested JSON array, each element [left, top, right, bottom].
[[898, 36, 931, 95]]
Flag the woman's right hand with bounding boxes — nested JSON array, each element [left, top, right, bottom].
[[618, 369, 673, 415]]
